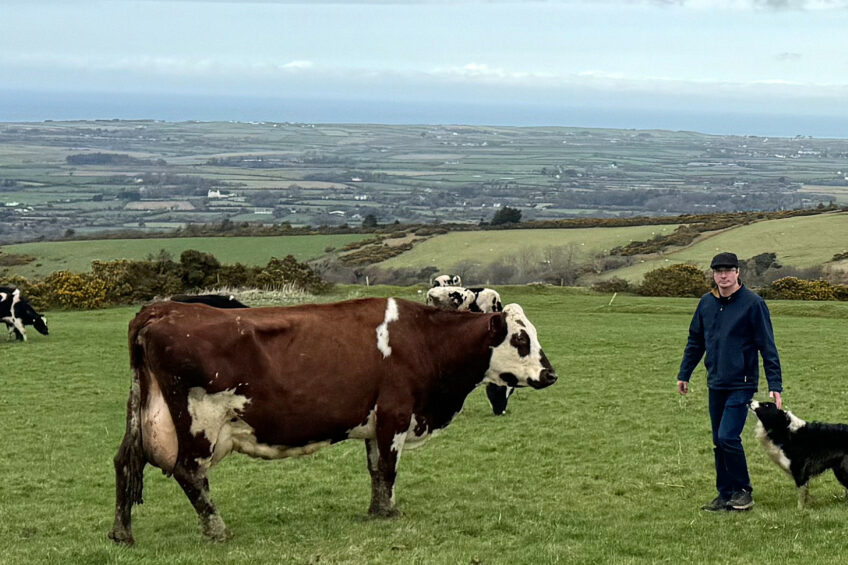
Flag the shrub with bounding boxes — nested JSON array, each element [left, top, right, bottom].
[[758, 277, 836, 301], [833, 284, 848, 301], [90, 259, 182, 303], [256, 255, 332, 294], [180, 249, 221, 290], [38, 271, 108, 309], [637, 264, 710, 297], [217, 263, 260, 288], [339, 243, 413, 266], [592, 277, 633, 294], [490, 206, 522, 226]]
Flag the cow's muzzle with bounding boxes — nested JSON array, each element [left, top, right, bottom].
[[529, 368, 557, 389]]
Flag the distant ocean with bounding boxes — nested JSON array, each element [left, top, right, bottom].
[[1, 90, 846, 139]]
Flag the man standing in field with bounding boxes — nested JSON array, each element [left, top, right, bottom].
[[676, 252, 783, 512]]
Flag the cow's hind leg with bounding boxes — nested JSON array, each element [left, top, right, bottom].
[[109, 383, 146, 545], [172, 463, 229, 541]]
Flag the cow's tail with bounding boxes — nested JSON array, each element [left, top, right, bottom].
[[121, 311, 153, 506], [109, 312, 151, 544]]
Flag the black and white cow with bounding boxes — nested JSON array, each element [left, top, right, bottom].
[[432, 274, 462, 287], [0, 286, 49, 342], [425, 285, 513, 414], [425, 286, 503, 314]]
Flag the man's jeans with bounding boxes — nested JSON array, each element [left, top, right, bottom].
[[708, 388, 755, 498]]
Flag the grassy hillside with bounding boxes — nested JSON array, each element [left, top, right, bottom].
[[0, 233, 369, 278], [2, 287, 848, 564], [602, 211, 848, 283], [378, 225, 680, 271]]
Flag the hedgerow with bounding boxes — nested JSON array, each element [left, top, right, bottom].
[[1, 250, 331, 310]]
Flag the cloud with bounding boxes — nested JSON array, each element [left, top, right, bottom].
[[776, 52, 803, 61], [0, 53, 316, 76]]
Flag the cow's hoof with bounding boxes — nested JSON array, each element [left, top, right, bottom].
[[108, 529, 135, 546], [368, 507, 400, 519], [202, 515, 231, 542]]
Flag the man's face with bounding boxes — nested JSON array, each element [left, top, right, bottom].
[[713, 267, 739, 291]]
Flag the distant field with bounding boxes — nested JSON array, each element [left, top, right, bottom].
[[379, 225, 680, 271], [800, 184, 848, 204], [1, 234, 370, 278], [3, 287, 848, 564], [602, 211, 848, 282]]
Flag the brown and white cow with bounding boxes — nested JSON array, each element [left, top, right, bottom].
[[109, 297, 556, 545]]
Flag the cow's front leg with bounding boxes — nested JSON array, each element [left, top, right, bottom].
[[172, 462, 229, 541], [365, 413, 409, 517]]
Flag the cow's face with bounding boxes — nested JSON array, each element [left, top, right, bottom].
[[17, 302, 49, 335], [33, 315, 49, 336], [485, 304, 556, 389]]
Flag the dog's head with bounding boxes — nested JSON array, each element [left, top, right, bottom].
[[749, 400, 788, 429], [749, 400, 805, 436]]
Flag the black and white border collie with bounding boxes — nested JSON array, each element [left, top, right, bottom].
[[749, 400, 848, 509]]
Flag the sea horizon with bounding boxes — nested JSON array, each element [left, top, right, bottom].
[[2, 89, 846, 140]]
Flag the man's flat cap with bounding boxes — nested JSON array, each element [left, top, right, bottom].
[[710, 252, 739, 269]]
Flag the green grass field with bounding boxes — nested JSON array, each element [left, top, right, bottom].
[[3, 286, 848, 564], [0, 234, 370, 278], [378, 226, 681, 272], [603, 211, 848, 282]]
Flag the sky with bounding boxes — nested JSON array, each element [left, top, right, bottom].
[[2, 0, 848, 135]]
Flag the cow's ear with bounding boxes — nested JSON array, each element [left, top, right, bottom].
[[488, 313, 508, 343]]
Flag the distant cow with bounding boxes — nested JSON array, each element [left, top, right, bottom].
[[168, 294, 249, 309], [432, 274, 462, 287], [109, 298, 556, 544], [425, 286, 513, 414], [425, 286, 503, 314], [0, 286, 48, 342]]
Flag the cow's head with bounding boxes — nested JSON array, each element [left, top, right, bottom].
[[485, 304, 556, 389], [16, 301, 48, 335]]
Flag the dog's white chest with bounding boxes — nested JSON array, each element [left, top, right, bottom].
[[754, 421, 792, 473]]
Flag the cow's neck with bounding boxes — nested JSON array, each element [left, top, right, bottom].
[[416, 315, 498, 430]]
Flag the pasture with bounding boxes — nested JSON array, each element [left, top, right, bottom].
[[0, 233, 369, 278], [377, 226, 680, 273], [602, 211, 848, 282], [2, 286, 848, 564]]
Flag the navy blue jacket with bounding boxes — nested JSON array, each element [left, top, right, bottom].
[[678, 285, 782, 392]]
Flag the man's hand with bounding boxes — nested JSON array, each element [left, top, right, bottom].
[[770, 390, 782, 410], [677, 380, 689, 395]]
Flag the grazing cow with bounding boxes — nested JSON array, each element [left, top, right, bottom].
[[0, 286, 48, 342], [109, 297, 556, 545], [425, 286, 503, 314], [433, 274, 462, 287], [169, 294, 249, 309]]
